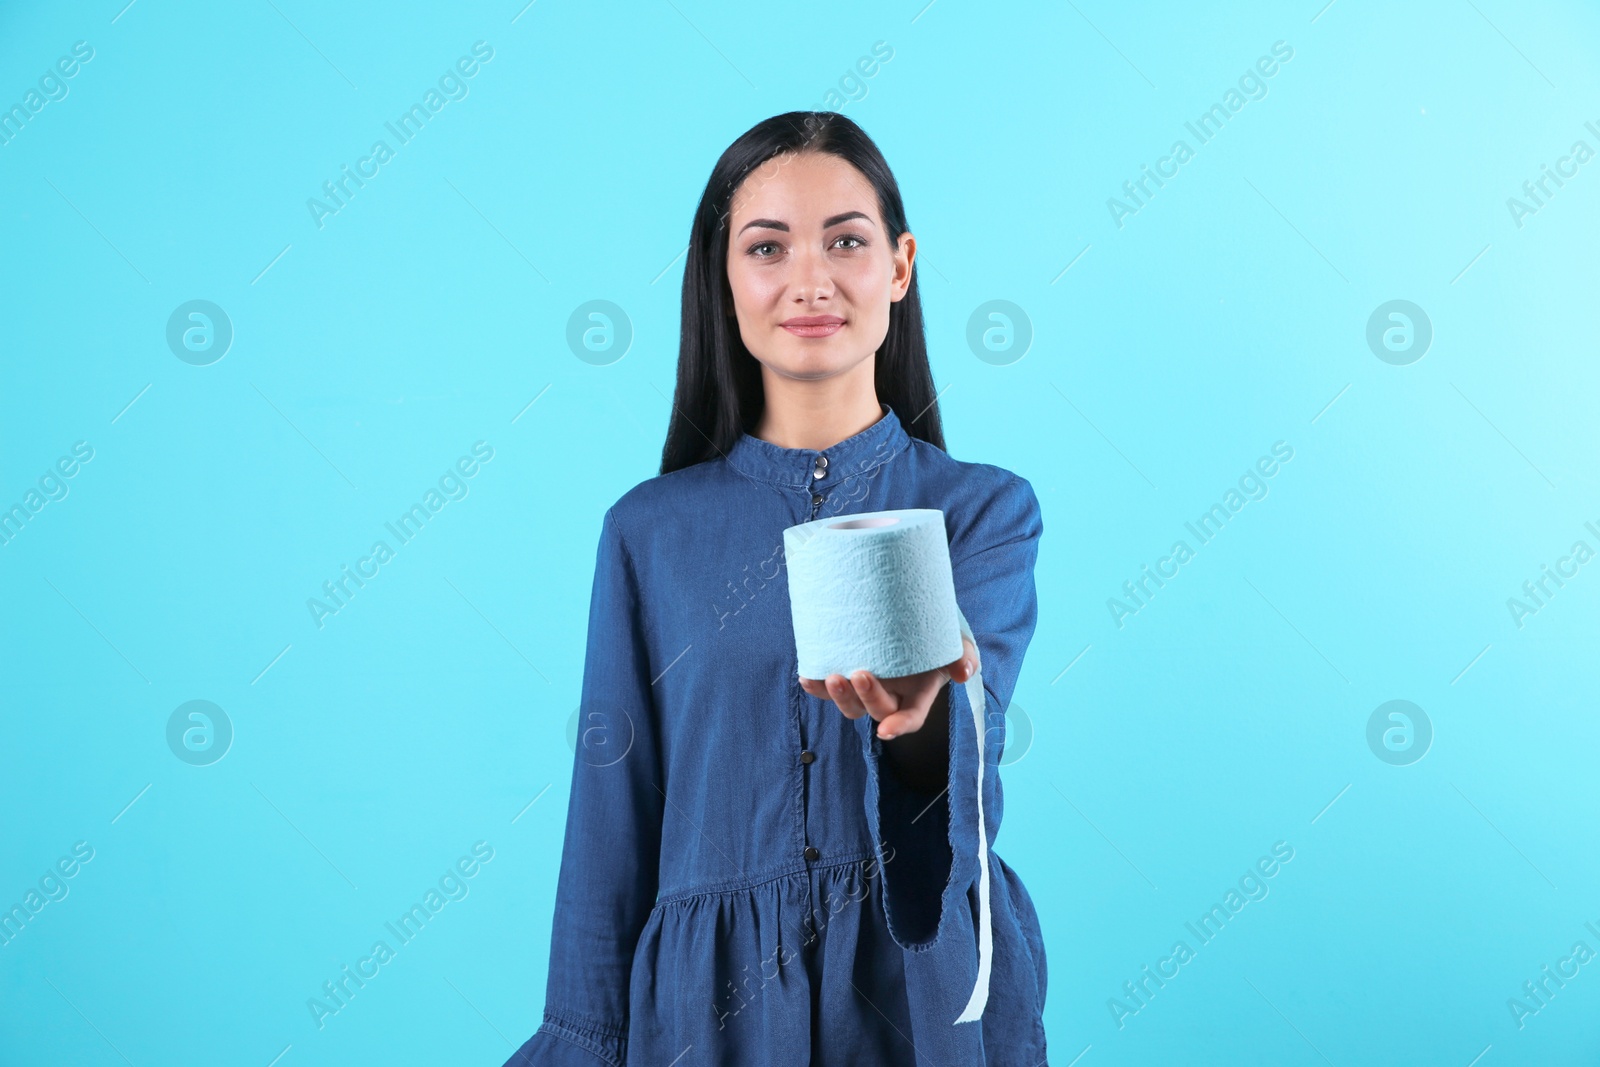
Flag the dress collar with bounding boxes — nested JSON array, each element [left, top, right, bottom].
[[726, 402, 911, 488]]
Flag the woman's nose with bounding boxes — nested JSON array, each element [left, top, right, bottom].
[[789, 244, 833, 300]]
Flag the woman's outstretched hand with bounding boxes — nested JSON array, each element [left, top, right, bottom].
[[798, 635, 978, 740]]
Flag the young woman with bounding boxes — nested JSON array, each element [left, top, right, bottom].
[[506, 111, 1048, 1066]]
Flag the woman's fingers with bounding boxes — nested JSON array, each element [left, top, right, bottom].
[[943, 635, 980, 682], [852, 671, 934, 740], [875, 709, 921, 740], [847, 670, 900, 721], [800, 663, 946, 740], [825, 673, 866, 718]]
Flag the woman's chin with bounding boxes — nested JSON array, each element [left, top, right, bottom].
[[762, 341, 871, 378]]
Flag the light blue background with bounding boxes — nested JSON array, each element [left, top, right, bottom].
[[3, 0, 1598, 1064]]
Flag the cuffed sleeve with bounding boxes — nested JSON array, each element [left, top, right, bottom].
[[860, 474, 1043, 952], [505, 1013, 625, 1066], [506, 507, 664, 1067]]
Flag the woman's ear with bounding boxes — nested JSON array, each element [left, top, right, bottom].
[[890, 231, 916, 301]]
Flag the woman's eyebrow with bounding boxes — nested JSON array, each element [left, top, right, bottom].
[[737, 211, 876, 235]]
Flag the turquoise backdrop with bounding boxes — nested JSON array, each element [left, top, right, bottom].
[[3, 0, 1598, 1064]]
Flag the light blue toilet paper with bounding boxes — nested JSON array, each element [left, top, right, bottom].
[[783, 508, 994, 1025]]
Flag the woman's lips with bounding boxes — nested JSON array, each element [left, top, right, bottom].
[[781, 319, 845, 338]]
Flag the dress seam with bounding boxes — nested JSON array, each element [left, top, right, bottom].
[[654, 851, 878, 906]]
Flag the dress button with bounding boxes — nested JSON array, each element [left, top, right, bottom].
[[800, 750, 815, 764], [803, 845, 820, 862], [811, 492, 824, 506], [816, 455, 828, 469]]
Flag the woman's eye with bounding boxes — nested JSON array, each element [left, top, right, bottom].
[[747, 235, 865, 257]]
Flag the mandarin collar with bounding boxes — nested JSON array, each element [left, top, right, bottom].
[[726, 403, 911, 488]]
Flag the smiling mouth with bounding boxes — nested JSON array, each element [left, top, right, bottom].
[[781, 318, 845, 338]]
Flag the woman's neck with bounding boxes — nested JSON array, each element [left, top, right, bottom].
[[754, 365, 884, 452]]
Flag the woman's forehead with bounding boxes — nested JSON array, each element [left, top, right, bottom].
[[727, 152, 878, 227]]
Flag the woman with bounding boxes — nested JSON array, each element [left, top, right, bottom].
[[506, 111, 1048, 1066]]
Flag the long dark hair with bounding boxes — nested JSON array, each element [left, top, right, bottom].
[[659, 111, 945, 477]]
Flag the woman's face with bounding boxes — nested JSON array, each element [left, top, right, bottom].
[[724, 151, 914, 381]]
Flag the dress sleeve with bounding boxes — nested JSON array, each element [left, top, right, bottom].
[[505, 507, 665, 1067], [858, 474, 1042, 956]]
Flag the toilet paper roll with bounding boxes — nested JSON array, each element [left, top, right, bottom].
[[783, 507, 994, 1025]]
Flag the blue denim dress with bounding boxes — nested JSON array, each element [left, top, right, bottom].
[[505, 403, 1049, 1066]]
